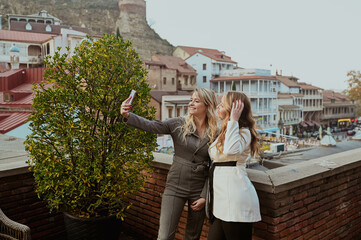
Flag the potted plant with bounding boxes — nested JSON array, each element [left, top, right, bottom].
[[25, 34, 157, 239]]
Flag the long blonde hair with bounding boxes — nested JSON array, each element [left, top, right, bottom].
[[181, 88, 218, 143], [216, 91, 259, 156]]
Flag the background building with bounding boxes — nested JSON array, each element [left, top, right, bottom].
[[173, 46, 237, 89], [321, 90, 357, 128]]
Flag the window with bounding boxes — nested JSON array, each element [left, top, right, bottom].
[[163, 77, 167, 85], [46, 43, 50, 55], [184, 76, 188, 85], [184, 107, 188, 114], [4, 93, 10, 102], [172, 78, 175, 85], [220, 83, 224, 92], [203, 64, 206, 70], [203, 76, 207, 83], [177, 108, 181, 117], [25, 23, 32, 31], [168, 108, 172, 118]]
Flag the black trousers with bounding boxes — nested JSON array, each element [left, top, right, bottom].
[[207, 217, 253, 240]]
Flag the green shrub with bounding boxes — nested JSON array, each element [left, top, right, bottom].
[[25, 34, 157, 220]]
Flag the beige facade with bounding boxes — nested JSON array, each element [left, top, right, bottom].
[[145, 62, 177, 91], [150, 90, 191, 121], [320, 90, 357, 128], [172, 46, 190, 60], [299, 82, 323, 123], [146, 55, 197, 92]]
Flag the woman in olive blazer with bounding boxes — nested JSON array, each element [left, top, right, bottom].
[[121, 88, 218, 240]]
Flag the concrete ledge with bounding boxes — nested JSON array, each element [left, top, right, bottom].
[[250, 148, 361, 194], [150, 149, 361, 195]]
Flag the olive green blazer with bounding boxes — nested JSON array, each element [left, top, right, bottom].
[[125, 113, 210, 198]]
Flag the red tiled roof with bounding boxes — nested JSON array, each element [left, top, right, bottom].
[[211, 76, 277, 81], [152, 55, 197, 75], [10, 83, 34, 93], [276, 76, 300, 88], [0, 69, 23, 77], [322, 90, 349, 101], [0, 29, 56, 44], [0, 92, 34, 105], [298, 82, 323, 90], [144, 60, 166, 67], [0, 112, 31, 134], [178, 46, 237, 64]]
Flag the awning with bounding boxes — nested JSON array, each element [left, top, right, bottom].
[[306, 121, 314, 127], [262, 128, 279, 133], [299, 122, 307, 127], [312, 120, 320, 127]]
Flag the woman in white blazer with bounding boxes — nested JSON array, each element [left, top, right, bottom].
[[207, 91, 261, 240]]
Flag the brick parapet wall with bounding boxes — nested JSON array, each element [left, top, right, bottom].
[[123, 149, 361, 240], [0, 169, 65, 240], [1, 149, 360, 240]]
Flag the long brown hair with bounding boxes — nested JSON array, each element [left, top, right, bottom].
[[216, 91, 259, 156], [181, 88, 218, 143]]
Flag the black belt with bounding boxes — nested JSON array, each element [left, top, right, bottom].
[[208, 161, 237, 223]]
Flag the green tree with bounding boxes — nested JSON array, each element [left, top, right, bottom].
[[345, 70, 361, 116], [231, 81, 236, 91], [116, 27, 122, 40], [25, 34, 157, 220]]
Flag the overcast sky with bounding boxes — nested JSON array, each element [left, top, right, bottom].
[[146, 0, 361, 91]]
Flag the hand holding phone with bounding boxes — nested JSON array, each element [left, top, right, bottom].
[[127, 90, 136, 104]]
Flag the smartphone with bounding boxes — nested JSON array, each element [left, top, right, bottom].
[[127, 90, 136, 104]]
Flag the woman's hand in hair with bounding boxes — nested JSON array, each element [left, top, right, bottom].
[[121, 96, 133, 119], [230, 99, 244, 122]]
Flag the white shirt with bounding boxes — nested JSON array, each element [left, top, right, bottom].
[[208, 120, 261, 222]]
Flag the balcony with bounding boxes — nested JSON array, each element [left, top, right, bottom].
[[303, 106, 323, 112], [321, 113, 356, 120]]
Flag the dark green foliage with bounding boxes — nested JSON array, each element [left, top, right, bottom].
[[25, 34, 157, 220], [231, 81, 236, 91]]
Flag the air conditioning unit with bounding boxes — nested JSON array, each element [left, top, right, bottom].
[[270, 143, 285, 153]]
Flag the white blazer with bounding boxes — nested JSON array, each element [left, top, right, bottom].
[[208, 120, 261, 222]]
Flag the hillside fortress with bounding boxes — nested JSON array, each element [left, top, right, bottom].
[[116, 0, 174, 60]]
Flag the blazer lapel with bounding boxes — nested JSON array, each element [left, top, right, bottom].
[[194, 135, 209, 154]]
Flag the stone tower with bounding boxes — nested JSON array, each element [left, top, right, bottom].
[[116, 0, 174, 60]]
